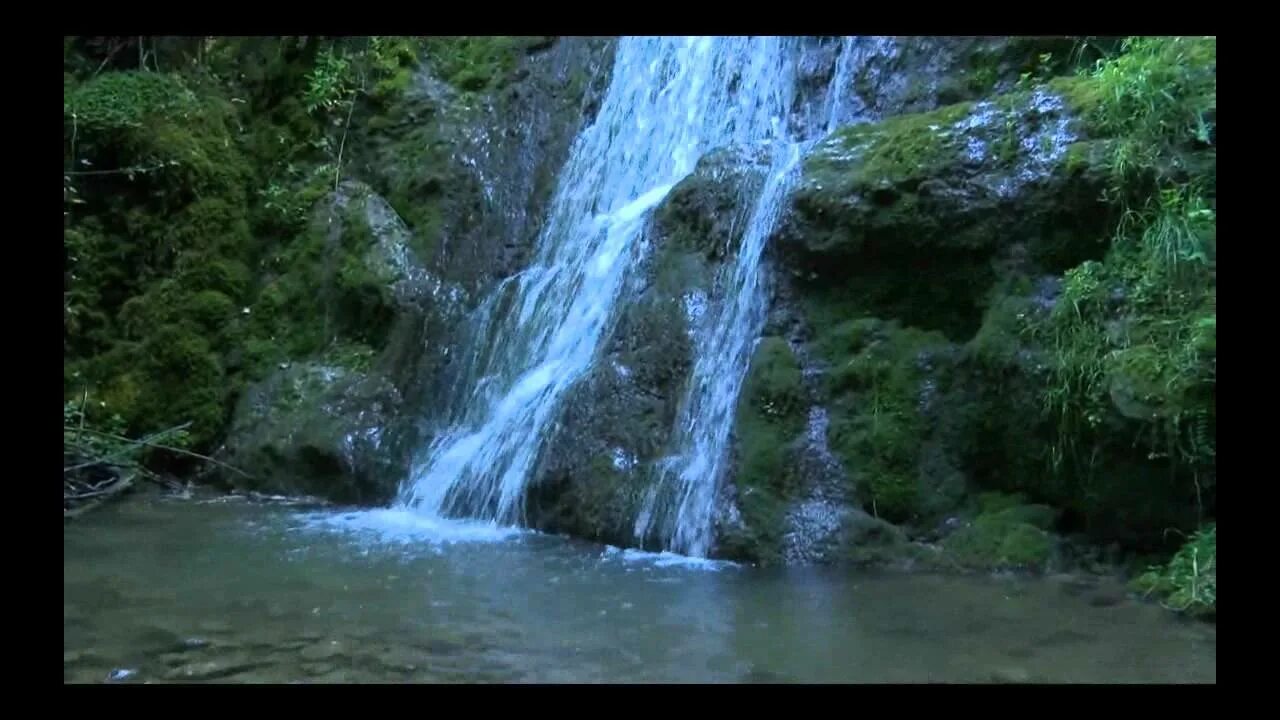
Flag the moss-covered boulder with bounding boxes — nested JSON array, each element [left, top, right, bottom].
[[775, 83, 1115, 339], [939, 492, 1059, 571], [221, 353, 406, 503]]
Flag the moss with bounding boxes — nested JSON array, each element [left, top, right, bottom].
[[809, 100, 974, 185], [64, 71, 197, 133], [323, 342, 378, 374], [63, 40, 440, 464], [422, 37, 522, 93], [125, 325, 228, 451], [175, 258, 253, 301], [367, 122, 450, 261], [944, 498, 1056, 571], [729, 337, 807, 563], [656, 153, 765, 261], [816, 318, 953, 524], [187, 290, 236, 333]]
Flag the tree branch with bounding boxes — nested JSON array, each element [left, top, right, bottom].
[[69, 425, 254, 478]]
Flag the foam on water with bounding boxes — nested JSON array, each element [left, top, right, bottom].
[[293, 508, 526, 547], [600, 544, 737, 571]]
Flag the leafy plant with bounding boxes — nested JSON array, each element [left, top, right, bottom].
[[303, 47, 355, 114], [1031, 36, 1216, 523], [1134, 523, 1215, 617]]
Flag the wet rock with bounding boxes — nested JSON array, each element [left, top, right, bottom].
[[222, 359, 408, 505], [526, 148, 769, 550]]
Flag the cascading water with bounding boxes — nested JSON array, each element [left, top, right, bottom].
[[398, 37, 814, 527], [634, 38, 862, 556], [632, 142, 802, 556]]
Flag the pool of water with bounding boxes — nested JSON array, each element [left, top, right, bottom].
[[63, 495, 1216, 683]]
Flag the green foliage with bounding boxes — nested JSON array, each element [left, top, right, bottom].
[[64, 399, 132, 459], [305, 37, 423, 116], [304, 46, 355, 114], [1004, 36, 1217, 551], [1133, 523, 1216, 617], [365, 36, 422, 101], [422, 37, 520, 93], [258, 163, 336, 235], [64, 396, 194, 468], [64, 71, 197, 133], [1087, 37, 1216, 148], [63, 39, 399, 457]]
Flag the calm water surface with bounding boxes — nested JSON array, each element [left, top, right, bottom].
[[63, 495, 1216, 683]]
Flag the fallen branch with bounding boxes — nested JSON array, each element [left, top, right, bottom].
[[70, 426, 254, 479], [64, 472, 136, 520], [66, 473, 140, 501]]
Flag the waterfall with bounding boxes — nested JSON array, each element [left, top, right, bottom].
[[634, 38, 861, 556], [398, 37, 815, 526]]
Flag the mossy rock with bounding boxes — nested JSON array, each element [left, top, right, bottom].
[[222, 354, 407, 504], [943, 498, 1058, 571], [777, 82, 1117, 339], [721, 337, 807, 564], [527, 224, 708, 548], [525, 453, 653, 548], [812, 317, 965, 526], [655, 147, 768, 261]]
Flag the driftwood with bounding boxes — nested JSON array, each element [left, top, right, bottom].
[[64, 471, 136, 519], [63, 420, 253, 520]]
